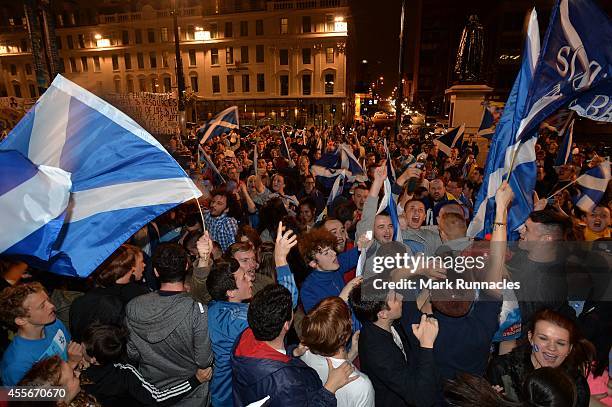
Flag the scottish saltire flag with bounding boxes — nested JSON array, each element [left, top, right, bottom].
[[315, 172, 346, 223], [468, 8, 540, 240], [198, 106, 239, 145], [198, 145, 226, 184], [0, 75, 202, 277], [380, 141, 402, 242], [434, 124, 465, 156], [515, 0, 612, 141], [554, 118, 575, 166], [0, 150, 71, 260], [572, 161, 611, 212], [477, 106, 496, 139], [311, 143, 365, 190]]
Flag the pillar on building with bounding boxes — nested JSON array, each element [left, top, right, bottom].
[[445, 83, 492, 166]]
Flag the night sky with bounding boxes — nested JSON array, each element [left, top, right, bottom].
[[349, 0, 404, 96]]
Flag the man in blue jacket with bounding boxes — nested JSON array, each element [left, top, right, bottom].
[[206, 222, 298, 407], [298, 227, 361, 314], [231, 284, 356, 407]]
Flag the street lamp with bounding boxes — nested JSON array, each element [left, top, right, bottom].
[[170, 0, 186, 140]]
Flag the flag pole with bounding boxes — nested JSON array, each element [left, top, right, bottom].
[[545, 175, 582, 200]]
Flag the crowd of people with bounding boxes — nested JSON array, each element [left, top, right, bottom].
[[0, 119, 611, 407]]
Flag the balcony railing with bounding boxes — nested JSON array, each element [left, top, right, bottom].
[[268, 0, 347, 10]]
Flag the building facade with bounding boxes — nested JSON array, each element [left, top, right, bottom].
[[0, 0, 350, 127]]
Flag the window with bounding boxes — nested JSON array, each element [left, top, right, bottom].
[[137, 53, 144, 69], [242, 74, 250, 92], [70, 57, 78, 72], [67, 35, 74, 49], [302, 16, 311, 33], [10, 64, 16, 75], [257, 73, 265, 92], [240, 21, 248, 36], [210, 23, 218, 39], [162, 51, 169, 68], [325, 73, 334, 94], [149, 52, 157, 68], [56, 36, 62, 49], [147, 28, 155, 43], [211, 48, 219, 65], [25, 64, 32, 75], [256, 19, 263, 35], [160, 27, 168, 42], [20, 38, 28, 52], [212, 75, 220, 93], [240, 46, 249, 63], [224, 22, 233, 38], [135, 29, 142, 44], [189, 49, 197, 66], [256, 45, 264, 63], [163, 76, 171, 92], [187, 25, 195, 40], [280, 18, 288, 34], [139, 77, 146, 92], [226, 47, 234, 64], [190, 75, 199, 92], [13, 83, 21, 98], [127, 77, 134, 93], [29, 83, 36, 97], [81, 57, 88, 72], [302, 48, 311, 64], [280, 75, 289, 95], [112, 55, 119, 71], [279, 49, 288, 65], [114, 78, 121, 93], [122, 30, 129, 45], [227, 75, 235, 93], [93, 56, 101, 72], [151, 77, 158, 91], [124, 53, 132, 70], [302, 74, 311, 95], [325, 15, 334, 32], [78, 34, 85, 48], [326, 47, 334, 63]]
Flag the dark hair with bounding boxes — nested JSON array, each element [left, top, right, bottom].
[[349, 283, 389, 323], [299, 197, 316, 212], [522, 367, 577, 407], [211, 188, 242, 219], [96, 244, 141, 287], [248, 284, 292, 341], [236, 225, 262, 250], [82, 323, 128, 365], [298, 228, 337, 263], [528, 209, 573, 241], [333, 202, 356, 224], [206, 259, 240, 301], [444, 368, 577, 407], [152, 243, 189, 283], [0, 282, 46, 329], [0, 256, 25, 277]]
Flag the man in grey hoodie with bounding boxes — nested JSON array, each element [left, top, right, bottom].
[[125, 243, 213, 406]]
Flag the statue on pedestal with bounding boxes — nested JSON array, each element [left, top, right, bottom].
[[454, 15, 485, 83]]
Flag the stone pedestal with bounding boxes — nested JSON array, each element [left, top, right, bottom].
[[445, 83, 493, 166]]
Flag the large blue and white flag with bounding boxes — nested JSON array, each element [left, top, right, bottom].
[[573, 160, 611, 212], [434, 124, 465, 156], [569, 79, 612, 121], [379, 141, 402, 242], [198, 106, 239, 145], [554, 118, 575, 166], [468, 8, 540, 239], [0, 75, 202, 277], [0, 150, 72, 260], [515, 0, 612, 141]]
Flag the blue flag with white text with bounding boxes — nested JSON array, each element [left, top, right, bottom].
[[515, 0, 612, 140]]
